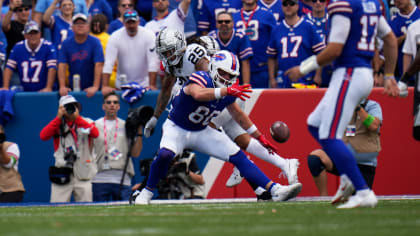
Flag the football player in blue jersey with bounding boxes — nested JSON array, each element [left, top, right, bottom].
[[209, 11, 253, 85], [135, 50, 302, 204], [43, 0, 75, 50], [285, 0, 399, 208], [389, 0, 420, 81], [267, 0, 325, 88], [197, 0, 243, 35], [2, 21, 57, 92], [233, 0, 277, 88]]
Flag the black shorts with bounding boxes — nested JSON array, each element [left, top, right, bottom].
[[328, 164, 376, 189]]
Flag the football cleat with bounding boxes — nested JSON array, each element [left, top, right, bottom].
[[129, 190, 141, 205], [134, 188, 153, 205], [284, 158, 300, 185], [271, 183, 302, 202], [337, 190, 378, 209], [331, 175, 355, 205], [225, 167, 244, 187]]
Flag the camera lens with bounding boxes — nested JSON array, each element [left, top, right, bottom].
[[65, 103, 76, 114]]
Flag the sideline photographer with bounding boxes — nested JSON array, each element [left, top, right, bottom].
[[40, 95, 99, 202], [92, 92, 150, 201], [0, 125, 25, 203]]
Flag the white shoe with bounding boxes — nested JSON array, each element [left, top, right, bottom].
[[226, 167, 244, 187], [283, 159, 299, 184], [337, 190, 378, 209], [271, 183, 302, 202], [398, 81, 408, 97], [134, 188, 153, 205], [331, 175, 355, 205]]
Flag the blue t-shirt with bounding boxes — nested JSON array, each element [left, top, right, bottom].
[[169, 71, 236, 131], [58, 35, 104, 90], [208, 29, 253, 61], [88, 0, 113, 23], [6, 39, 57, 91], [198, 0, 242, 34], [35, 0, 88, 15]]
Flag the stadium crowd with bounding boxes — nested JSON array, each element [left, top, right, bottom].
[[0, 0, 419, 205]]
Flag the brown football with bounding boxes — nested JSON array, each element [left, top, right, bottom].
[[270, 121, 290, 143]]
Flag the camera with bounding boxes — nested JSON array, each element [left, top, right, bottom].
[[64, 149, 77, 168], [64, 103, 76, 115]]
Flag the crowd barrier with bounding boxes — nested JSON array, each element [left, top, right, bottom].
[[4, 88, 418, 202]]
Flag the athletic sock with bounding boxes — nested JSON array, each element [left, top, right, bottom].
[[320, 139, 368, 191], [229, 150, 271, 188], [246, 138, 287, 171]]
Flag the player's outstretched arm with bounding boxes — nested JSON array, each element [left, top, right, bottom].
[[185, 80, 251, 102]]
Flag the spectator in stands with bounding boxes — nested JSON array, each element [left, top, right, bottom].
[[2, 0, 32, 57], [267, 0, 325, 88], [208, 11, 253, 85], [40, 95, 99, 202], [0, 125, 25, 203], [101, 10, 159, 94], [258, 0, 284, 23], [233, 0, 277, 88], [145, 0, 190, 36], [108, 0, 146, 35], [307, 99, 383, 198], [33, 0, 88, 25], [92, 92, 144, 201], [390, 0, 420, 82], [197, 0, 242, 36], [42, 0, 75, 50], [58, 13, 104, 97], [2, 21, 57, 92], [87, 0, 113, 24]]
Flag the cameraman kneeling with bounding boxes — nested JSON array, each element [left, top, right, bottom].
[[40, 95, 99, 202]]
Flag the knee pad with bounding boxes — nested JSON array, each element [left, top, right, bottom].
[[157, 148, 175, 163], [307, 154, 325, 177]]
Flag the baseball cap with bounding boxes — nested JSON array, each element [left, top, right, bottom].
[[72, 13, 88, 24], [59, 95, 82, 111], [123, 9, 139, 22], [23, 21, 40, 34]]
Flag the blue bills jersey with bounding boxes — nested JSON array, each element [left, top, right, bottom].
[[258, 0, 284, 23], [169, 71, 236, 131], [267, 18, 325, 87], [208, 29, 253, 61], [6, 39, 57, 91], [233, 6, 277, 73], [305, 13, 330, 43], [50, 15, 73, 50], [389, 7, 420, 76], [198, 0, 242, 34], [328, 0, 382, 69]]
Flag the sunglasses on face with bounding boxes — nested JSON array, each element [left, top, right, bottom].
[[217, 20, 232, 24], [120, 4, 133, 7], [312, 0, 326, 3], [105, 101, 119, 105], [282, 1, 297, 7], [16, 7, 30, 12]]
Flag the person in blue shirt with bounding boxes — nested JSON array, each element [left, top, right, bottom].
[[33, 0, 88, 25], [43, 0, 74, 50], [389, 0, 420, 81], [208, 11, 253, 85], [108, 0, 146, 34], [197, 0, 242, 35], [233, 0, 277, 88], [88, 0, 113, 23], [58, 13, 104, 97], [134, 50, 302, 204], [2, 21, 57, 92], [267, 0, 325, 88], [258, 0, 284, 22], [285, 0, 400, 208]]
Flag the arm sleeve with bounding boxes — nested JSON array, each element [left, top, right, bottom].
[[93, 38, 105, 63], [74, 116, 99, 138], [40, 117, 61, 140], [377, 15, 392, 39], [47, 44, 58, 69], [266, 28, 278, 57], [58, 41, 69, 64], [328, 14, 351, 44], [239, 33, 253, 60]]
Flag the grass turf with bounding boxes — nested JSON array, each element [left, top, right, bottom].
[[1, 199, 419, 236]]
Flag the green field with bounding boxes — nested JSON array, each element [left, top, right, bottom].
[[1, 200, 419, 236]]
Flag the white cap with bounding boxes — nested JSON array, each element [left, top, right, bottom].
[[59, 95, 81, 111]]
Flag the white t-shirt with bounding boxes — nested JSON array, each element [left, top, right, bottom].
[[145, 5, 187, 36], [103, 26, 160, 88], [402, 19, 420, 91]]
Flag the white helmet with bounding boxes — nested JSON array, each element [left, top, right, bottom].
[[199, 36, 220, 56], [156, 28, 186, 66], [209, 50, 240, 88]]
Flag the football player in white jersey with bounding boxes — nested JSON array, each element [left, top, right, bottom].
[[144, 28, 300, 199]]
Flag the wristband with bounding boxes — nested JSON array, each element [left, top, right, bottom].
[[246, 124, 258, 134], [299, 55, 319, 75], [214, 88, 222, 99], [363, 114, 375, 128], [384, 73, 394, 80]]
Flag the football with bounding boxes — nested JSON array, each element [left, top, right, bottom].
[[270, 121, 290, 143]]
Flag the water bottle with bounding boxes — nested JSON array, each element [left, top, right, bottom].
[[73, 74, 81, 92], [120, 74, 128, 86]]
